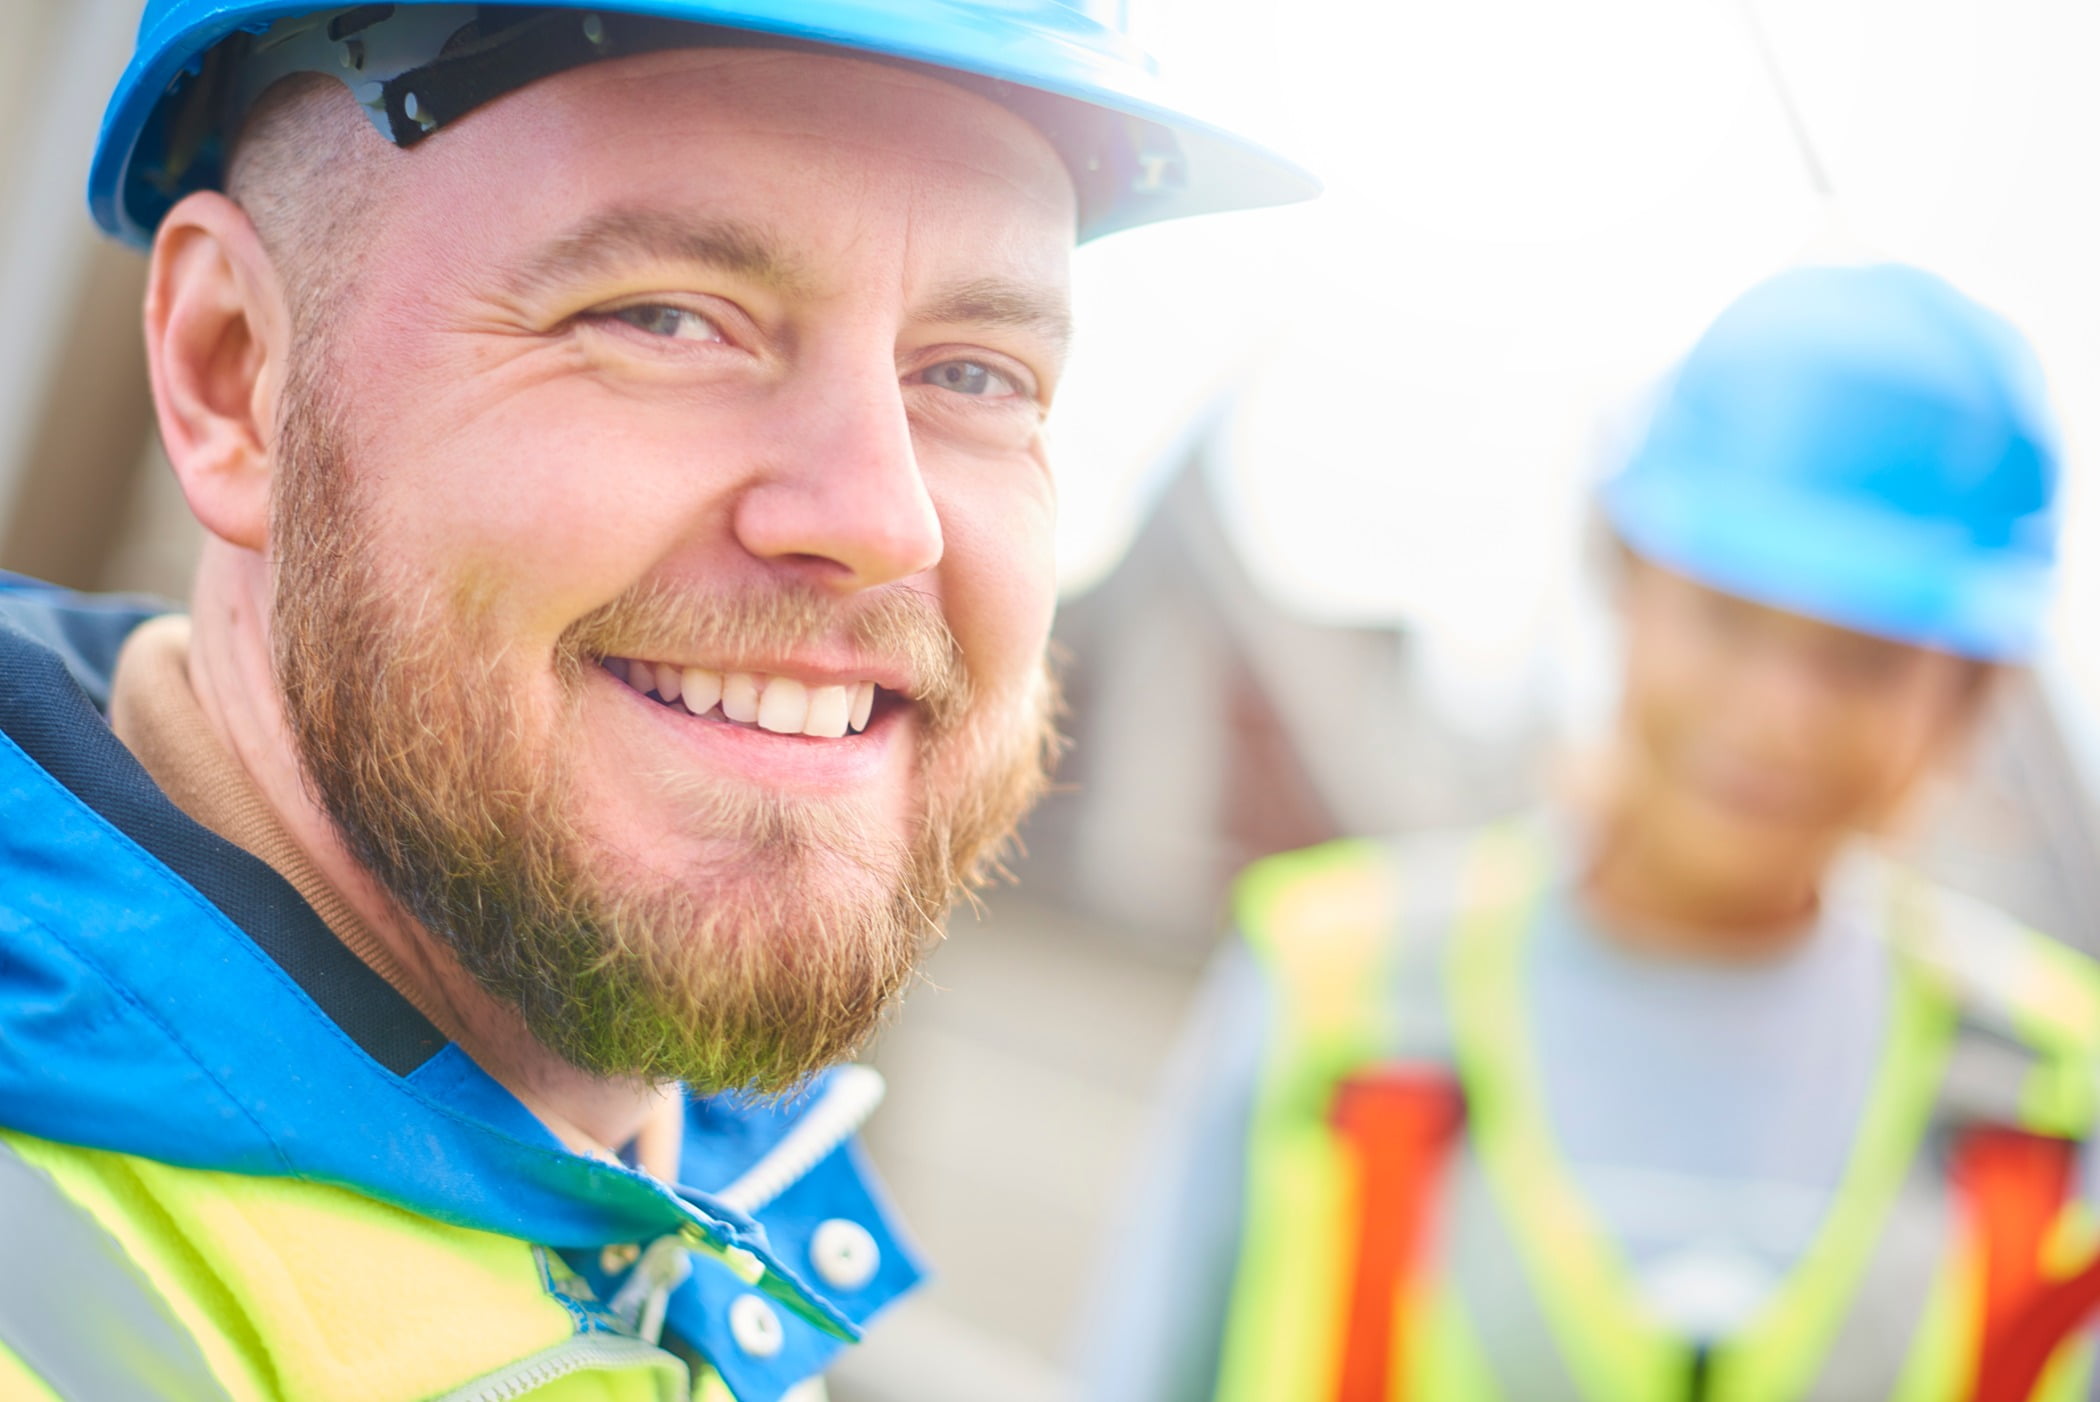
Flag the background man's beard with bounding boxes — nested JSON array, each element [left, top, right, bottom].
[[267, 377, 1058, 1095]]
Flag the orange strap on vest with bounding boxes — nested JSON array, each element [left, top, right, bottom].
[[1964, 1128, 2086, 1402], [1328, 1067, 1466, 1402], [1328, 1085, 2088, 1402]]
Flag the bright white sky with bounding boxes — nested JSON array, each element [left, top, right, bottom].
[[1049, 0, 2100, 741]]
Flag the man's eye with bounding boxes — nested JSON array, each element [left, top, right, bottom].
[[611, 305, 723, 342], [919, 360, 1017, 397]]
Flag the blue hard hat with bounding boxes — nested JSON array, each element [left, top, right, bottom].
[[1602, 263, 2062, 662], [90, 1, 1319, 249]]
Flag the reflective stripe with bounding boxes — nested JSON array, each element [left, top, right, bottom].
[[0, 1339, 66, 1402], [1442, 1143, 1589, 1401], [1408, 1275, 1504, 1401], [0, 1136, 233, 1402], [1790, 1159, 1952, 1401], [1216, 840, 1407, 1402], [1210, 1053, 1353, 1402], [1713, 889, 1958, 1402], [1906, 885, 2100, 1141], [1446, 824, 1683, 1402]]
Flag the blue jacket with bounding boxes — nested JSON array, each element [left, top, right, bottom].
[[0, 572, 921, 1402]]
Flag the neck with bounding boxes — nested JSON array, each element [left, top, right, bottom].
[[1580, 792, 1832, 962], [185, 542, 671, 1158]]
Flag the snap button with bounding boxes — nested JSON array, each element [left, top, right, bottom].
[[729, 1293, 784, 1358], [809, 1218, 880, 1292]]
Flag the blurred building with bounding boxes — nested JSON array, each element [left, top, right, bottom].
[[1026, 454, 1542, 957]]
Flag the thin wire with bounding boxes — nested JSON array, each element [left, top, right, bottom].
[[1734, 0, 1837, 200]]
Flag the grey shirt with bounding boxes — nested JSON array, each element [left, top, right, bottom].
[[1529, 862, 1888, 1341]]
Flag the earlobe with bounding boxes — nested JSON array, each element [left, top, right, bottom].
[[144, 191, 290, 553]]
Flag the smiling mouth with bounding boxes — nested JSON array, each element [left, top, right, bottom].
[[604, 657, 891, 739]]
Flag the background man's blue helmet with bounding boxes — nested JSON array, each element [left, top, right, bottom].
[[1602, 263, 2062, 662], [91, 1, 1319, 249]]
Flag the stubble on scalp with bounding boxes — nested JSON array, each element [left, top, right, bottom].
[[225, 76, 387, 338]]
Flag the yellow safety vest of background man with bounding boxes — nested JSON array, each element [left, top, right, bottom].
[[1081, 263, 2100, 1402]]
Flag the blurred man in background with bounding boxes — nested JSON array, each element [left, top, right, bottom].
[[1085, 263, 2100, 1401], [0, 4, 1313, 1400]]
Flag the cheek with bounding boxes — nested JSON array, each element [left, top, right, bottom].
[[319, 254, 708, 628], [1618, 635, 1708, 764], [1846, 699, 1950, 803], [929, 472, 1056, 691], [338, 359, 742, 636]]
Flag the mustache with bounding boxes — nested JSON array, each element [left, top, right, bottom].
[[556, 578, 971, 730]]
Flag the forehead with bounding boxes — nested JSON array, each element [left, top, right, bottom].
[[372, 46, 1077, 295], [1635, 560, 1921, 656]]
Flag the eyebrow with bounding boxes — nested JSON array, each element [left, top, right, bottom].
[[501, 208, 817, 300], [915, 278, 1074, 362]]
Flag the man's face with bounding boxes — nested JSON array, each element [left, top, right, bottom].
[[266, 49, 1074, 1092], [1616, 557, 1984, 886]]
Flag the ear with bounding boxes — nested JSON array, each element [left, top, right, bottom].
[[1884, 660, 2003, 841], [1938, 659, 2005, 755], [143, 191, 293, 553]]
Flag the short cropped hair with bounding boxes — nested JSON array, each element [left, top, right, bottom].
[[223, 74, 390, 338]]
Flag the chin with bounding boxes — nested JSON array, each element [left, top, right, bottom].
[[583, 781, 915, 898], [1680, 792, 1832, 873]]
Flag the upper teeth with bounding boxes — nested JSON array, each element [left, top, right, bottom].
[[613, 659, 877, 738]]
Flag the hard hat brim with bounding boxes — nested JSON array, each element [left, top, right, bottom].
[[1604, 466, 2053, 664], [90, 0, 1320, 247]]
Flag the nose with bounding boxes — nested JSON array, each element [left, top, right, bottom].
[[732, 362, 944, 593], [1729, 640, 1831, 758]]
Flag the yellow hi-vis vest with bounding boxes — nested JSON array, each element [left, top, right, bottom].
[[1213, 821, 2100, 1402], [0, 1129, 786, 1402]]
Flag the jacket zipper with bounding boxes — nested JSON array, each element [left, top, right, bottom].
[[432, 1331, 690, 1402], [440, 1066, 887, 1400]]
